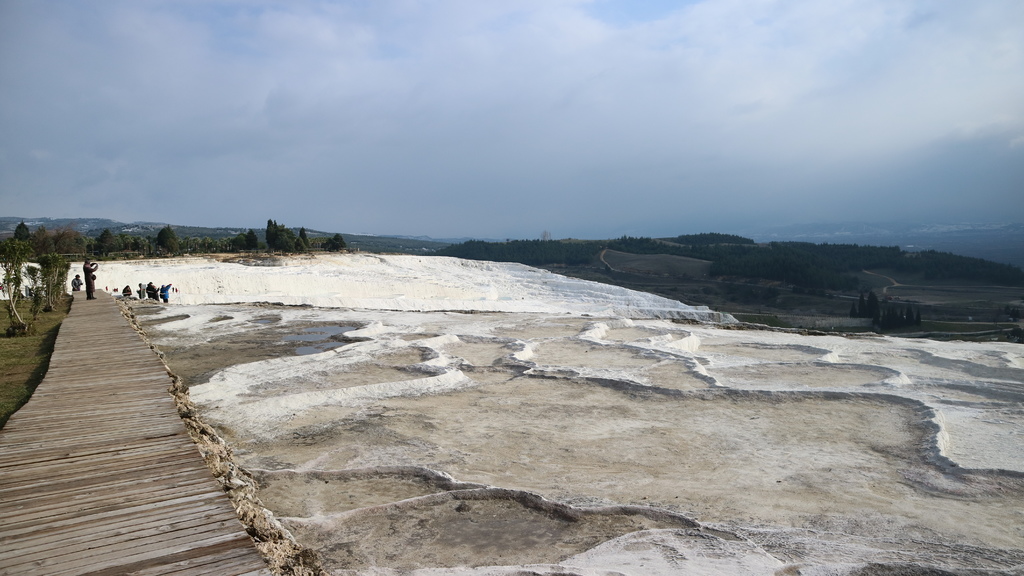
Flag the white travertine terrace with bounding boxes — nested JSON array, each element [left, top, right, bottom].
[[83, 254, 730, 321], [119, 254, 1024, 575]]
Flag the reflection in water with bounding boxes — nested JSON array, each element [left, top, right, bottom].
[[284, 326, 355, 355], [283, 326, 355, 341], [296, 342, 348, 356]]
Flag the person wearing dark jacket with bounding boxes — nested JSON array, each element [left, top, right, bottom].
[[83, 260, 99, 300], [146, 282, 159, 301]]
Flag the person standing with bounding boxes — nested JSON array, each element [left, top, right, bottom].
[[159, 284, 172, 303], [83, 260, 99, 300]]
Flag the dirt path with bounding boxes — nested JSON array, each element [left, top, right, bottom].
[[862, 269, 901, 294]]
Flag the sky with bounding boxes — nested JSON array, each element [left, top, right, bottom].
[[1, 0, 1022, 240]]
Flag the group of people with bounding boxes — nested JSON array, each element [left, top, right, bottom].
[[71, 260, 173, 303], [126, 282, 174, 303]]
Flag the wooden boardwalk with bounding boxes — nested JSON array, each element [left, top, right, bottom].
[[0, 293, 271, 575]]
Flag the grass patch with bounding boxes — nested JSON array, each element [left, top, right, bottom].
[[916, 320, 1019, 333], [0, 297, 71, 429], [601, 249, 712, 277]]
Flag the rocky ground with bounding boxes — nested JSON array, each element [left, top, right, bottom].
[[129, 299, 1024, 576]]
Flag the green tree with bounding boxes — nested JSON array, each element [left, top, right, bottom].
[[13, 221, 30, 241], [324, 233, 346, 251], [25, 265, 45, 323], [298, 227, 311, 251], [0, 239, 34, 335], [35, 253, 70, 312], [265, 220, 298, 252], [117, 233, 135, 254], [266, 219, 278, 250], [230, 233, 247, 251], [245, 229, 259, 250], [156, 225, 180, 255], [276, 228, 297, 252], [96, 229, 117, 256], [51, 226, 85, 255], [29, 226, 55, 257], [866, 291, 880, 323]]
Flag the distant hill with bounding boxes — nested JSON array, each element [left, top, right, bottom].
[[0, 217, 169, 236], [0, 217, 452, 255], [0, 217, 251, 239], [342, 234, 451, 253], [438, 235, 1024, 289], [739, 222, 1024, 269]]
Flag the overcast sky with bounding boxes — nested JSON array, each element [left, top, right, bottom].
[[1, 1, 1022, 239]]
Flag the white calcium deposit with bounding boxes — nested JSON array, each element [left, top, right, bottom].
[[78, 254, 729, 320], [113, 254, 1024, 575]]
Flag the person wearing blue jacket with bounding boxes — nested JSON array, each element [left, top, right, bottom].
[[159, 284, 172, 303]]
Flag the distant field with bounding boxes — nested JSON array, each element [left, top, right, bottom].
[[854, 269, 1024, 313], [547, 251, 1023, 329], [857, 268, 1022, 288], [601, 249, 711, 277]]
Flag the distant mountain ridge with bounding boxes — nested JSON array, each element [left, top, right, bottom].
[[0, 217, 251, 238], [0, 217, 167, 235], [0, 217, 452, 254], [739, 222, 1024, 269], [3, 217, 1021, 267], [740, 221, 1024, 238]]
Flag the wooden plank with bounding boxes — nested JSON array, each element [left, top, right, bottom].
[[0, 436, 195, 466], [4, 516, 246, 569], [0, 436, 194, 468], [9, 531, 253, 576], [0, 501, 238, 552], [0, 462, 216, 505], [0, 460, 224, 527], [69, 539, 259, 576], [1, 489, 233, 538], [0, 293, 270, 576], [0, 438, 201, 475], [128, 546, 272, 576], [0, 432, 189, 459], [1, 512, 243, 565]]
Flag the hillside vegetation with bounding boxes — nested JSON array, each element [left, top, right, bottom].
[[437, 235, 1024, 290]]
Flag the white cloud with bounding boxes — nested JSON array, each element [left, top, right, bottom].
[[1, 0, 1022, 236]]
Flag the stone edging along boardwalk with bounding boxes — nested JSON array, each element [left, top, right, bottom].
[[0, 293, 274, 575]]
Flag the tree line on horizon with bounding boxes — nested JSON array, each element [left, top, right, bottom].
[[2, 220, 349, 258], [0, 217, 351, 335], [437, 235, 1024, 290]]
